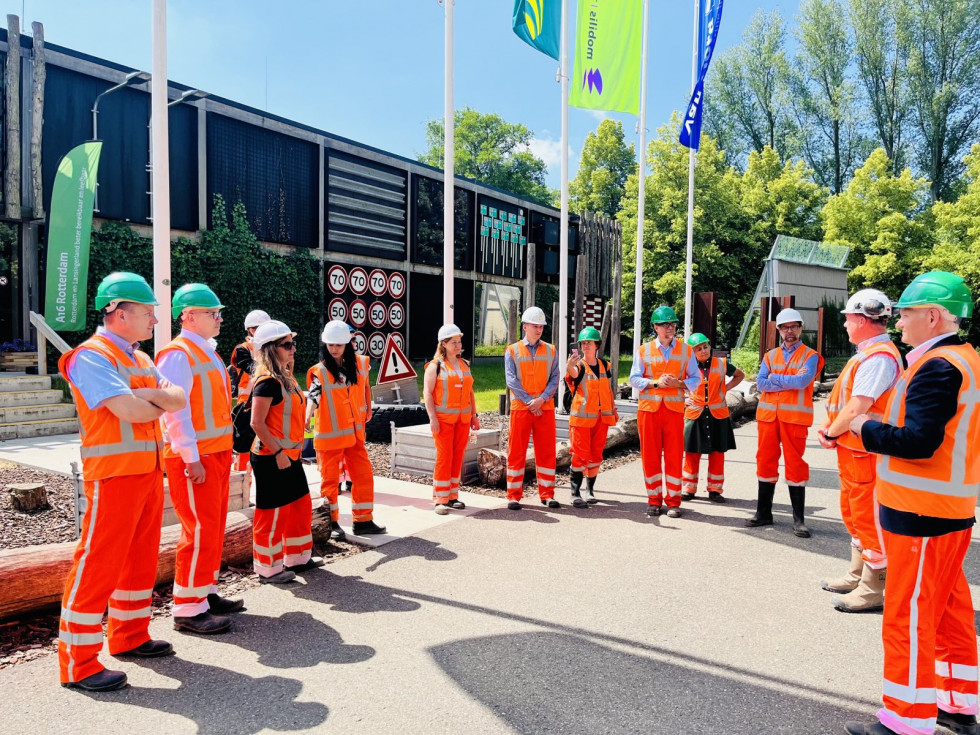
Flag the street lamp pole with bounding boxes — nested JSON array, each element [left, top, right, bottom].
[[90, 70, 150, 212], [147, 90, 208, 223]]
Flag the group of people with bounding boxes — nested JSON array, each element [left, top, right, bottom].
[[53, 265, 980, 735]]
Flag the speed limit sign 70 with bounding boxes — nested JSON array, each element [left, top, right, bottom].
[[327, 265, 347, 294], [328, 298, 348, 322], [349, 267, 368, 296], [388, 271, 405, 299], [369, 301, 387, 328], [368, 332, 386, 358], [369, 269, 388, 297]]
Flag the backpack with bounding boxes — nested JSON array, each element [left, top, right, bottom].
[[562, 358, 607, 413], [231, 394, 255, 454]]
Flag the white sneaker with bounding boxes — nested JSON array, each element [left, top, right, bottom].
[[434, 504, 450, 515]]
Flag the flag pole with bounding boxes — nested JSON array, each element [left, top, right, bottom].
[[443, 0, 455, 324], [632, 0, 650, 398], [683, 0, 699, 337], [557, 0, 570, 401], [151, 0, 171, 353]]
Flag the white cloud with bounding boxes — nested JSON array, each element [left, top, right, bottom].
[[526, 136, 574, 172]]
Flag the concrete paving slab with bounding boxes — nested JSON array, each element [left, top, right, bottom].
[[0, 433, 80, 475]]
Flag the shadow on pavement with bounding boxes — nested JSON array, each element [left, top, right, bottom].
[[289, 569, 421, 613], [219, 611, 374, 669], [77, 658, 328, 735], [429, 631, 867, 735], [363, 536, 458, 573], [475, 507, 561, 524]]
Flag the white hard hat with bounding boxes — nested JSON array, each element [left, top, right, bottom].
[[775, 308, 804, 326], [437, 323, 463, 341], [244, 309, 271, 328], [321, 320, 353, 345], [252, 320, 296, 349], [841, 289, 892, 318], [521, 306, 547, 325]]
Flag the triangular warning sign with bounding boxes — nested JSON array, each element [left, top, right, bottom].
[[376, 335, 417, 385]]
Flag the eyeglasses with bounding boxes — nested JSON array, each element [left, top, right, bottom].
[[777, 323, 803, 331], [192, 309, 223, 320], [277, 341, 297, 350], [655, 323, 678, 329]]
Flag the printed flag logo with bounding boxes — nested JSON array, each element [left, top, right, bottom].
[[513, 0, 560, 60], [582, 68, 603, 95]]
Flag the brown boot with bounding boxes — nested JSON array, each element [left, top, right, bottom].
[[822, 546, 863, 593], [834, 565, 886, 613]]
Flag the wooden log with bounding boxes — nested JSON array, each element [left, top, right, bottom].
[[478, 415, 639, 487], [31, 21, 44, 220], [0, 499, 335, 620], [507, 298, 518, 344], [5, 15, 20, 220], [8, 482, 47, 511], [573, 252, 586, 338]]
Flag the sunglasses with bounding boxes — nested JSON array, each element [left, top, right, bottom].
[[853, 299, 889, 317], [277, 341, 297, 350]]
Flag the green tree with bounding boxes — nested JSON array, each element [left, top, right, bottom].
[[848, 0, 911, 173], [821, 148, 932, 297], [904, 0, 980, 201], [705, 10, 796, 163], [569, 119, 637, 217], [419, 108, 552, 205], [791, 0, 869, 193], [926, 143, 980, 343]]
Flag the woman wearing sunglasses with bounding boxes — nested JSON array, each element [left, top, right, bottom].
[[249, 320, 323, 584]]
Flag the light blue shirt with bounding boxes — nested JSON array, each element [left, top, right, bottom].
[[67, 327, 164, 409], [504, 338, 560, 405], [756, 341, 820, 393], [628, 339, 700, 392]]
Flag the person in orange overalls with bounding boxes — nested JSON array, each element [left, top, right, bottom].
[[844, 272, 980, 735], [629, 306, 700, 519], [423, 323, 480, 514], [504, 306, 560, 510], [230, 309, 270, 471], [746, 307, 824, 537], [564, 326, 618, 507], [249, 320, 323, 584], [157, 283, 242, 637], [58, 272, 186, 692], [306, 320, 386, 537], [681, 332, 743, 503], [816, 289, 902, 614]]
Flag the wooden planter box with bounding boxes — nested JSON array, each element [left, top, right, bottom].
[[391, 425, 501, 485], [0, 351, 38, 371]]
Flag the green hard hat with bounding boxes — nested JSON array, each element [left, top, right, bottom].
[[171, 283, 224, 319], [651, 305, 679, 325], [895, 271, 974, 319], [94, 272, 158, 311], [578, 326, 602, 343], [686, 332, 710, 347]]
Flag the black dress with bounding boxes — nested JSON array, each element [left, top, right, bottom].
[[249, 378, 310, 510], [683, 359, 737, 454]]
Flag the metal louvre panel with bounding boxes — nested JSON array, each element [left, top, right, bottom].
[[329, 157, 406, 188], [328, 174, 405, 204], [326, 151, 406, 256]]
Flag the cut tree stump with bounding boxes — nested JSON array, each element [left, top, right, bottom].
[[8, 483, 48, 512], [0, 498, 337, 620]]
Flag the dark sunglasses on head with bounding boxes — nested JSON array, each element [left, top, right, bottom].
[[855, 299, 888, 317], [277, 341, 297, 350]]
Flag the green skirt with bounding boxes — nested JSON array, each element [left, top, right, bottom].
[[683, 411, 736, 454]]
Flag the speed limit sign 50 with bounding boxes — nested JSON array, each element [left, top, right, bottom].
[[369, 301, 387, 328], [328, 298, 348, 322], [349, 299, 367, 328], [388, 302, 405, 328]]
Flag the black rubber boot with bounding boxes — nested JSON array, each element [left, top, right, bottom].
[[570, 471, 587, 508], [745, 481, 776, 527], [583, 475, 598, 504], [789, 485, 811, 538]]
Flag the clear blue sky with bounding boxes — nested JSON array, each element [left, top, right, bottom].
[[9, 0, 796, 187]]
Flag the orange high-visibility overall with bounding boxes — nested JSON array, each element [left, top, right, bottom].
[[428, 358, 474, 505], [506, 341, 557, 502], [567, 359, 617, 479]]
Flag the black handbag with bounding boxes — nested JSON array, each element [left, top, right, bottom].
[[231, 395, 255, 454]]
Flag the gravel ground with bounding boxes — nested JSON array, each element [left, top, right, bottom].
[[0, 462, 77, 549]]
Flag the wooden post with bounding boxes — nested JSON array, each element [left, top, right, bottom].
[[573, 252, 586, 338], [5, 15, 21, 220], [524, 241, 536, 311], [610, 219, 622, 390], [507, 298, 518, 344], [30, 21, 44, 220], [551, 301, 560, 346]]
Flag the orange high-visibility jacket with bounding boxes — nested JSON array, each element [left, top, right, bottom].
[[685, 357, 731, 421], [875, 343, 980, 520], [306, 363, 366, 451], [506, 341, 556, 412], [756, 344, 824, 426], [251, 371, 305, 460], [59, 335, 163, 481], [567, 359, 616, 427], [637, 340, 692, 414], [157, 335, 234, 460], [426, 358, 474, 424], [231, 340, 254, 404], [826, 339, 902, 452]]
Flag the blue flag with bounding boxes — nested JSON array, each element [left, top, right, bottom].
[[513, 0, 560, 60], [680, 0, 724, 150]]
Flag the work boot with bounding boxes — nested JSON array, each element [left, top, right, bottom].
[[681, 492, 696, 501], [434, 504, 450, 515], [285, 556, 325, 573], [708, 491, 725, 504], [353, 520, 387, 535], [789, 485, 811, 537], [666, 507, 682, 518], [259, 570, 296, 584], [745, 481, 776, 527], [645, 505, 661, 517], [447, 499, 466, 509], [61, 669, 128, 692], [843, 720, 899, 734], [207, 593, 245, 614], [115, 639, 176, 656], [834, 565, 886, 613], [173, 611, 232, 635], [507, 500, 522, 510], [541, 498, 560, 509], [570, 471, 587, 508], [583, 476, 598, 504], [937, 710, 980, 735], [822, 547, 864, 593], [329, 520, 347, 542]]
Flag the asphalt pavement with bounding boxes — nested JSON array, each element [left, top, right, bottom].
[[2, 403, 978, 735]]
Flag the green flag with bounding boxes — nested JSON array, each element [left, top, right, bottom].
[[44, 141, 102, 331], [513, 0, 560, 60], [569, 0, 642, 114]]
